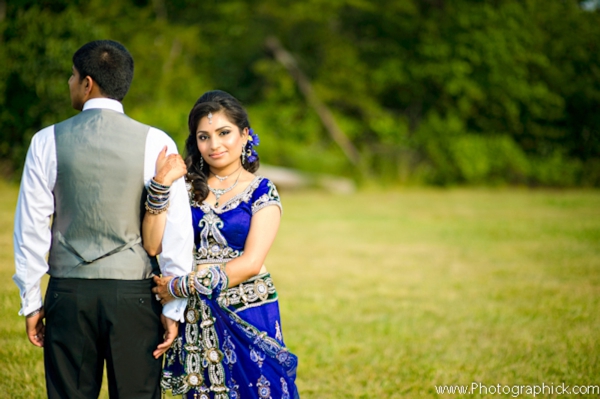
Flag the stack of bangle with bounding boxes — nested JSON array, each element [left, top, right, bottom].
[[168, 275, 191, 298], [146, 178, 170, 214], [167, 266, 225, 299]]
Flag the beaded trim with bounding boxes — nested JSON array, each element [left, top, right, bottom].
[[251, 179, 282, 215], [162, 295, 229, 398], [195, 212, 241, 265], [220, 273, 278, 312], [189, 176, 264, 212]]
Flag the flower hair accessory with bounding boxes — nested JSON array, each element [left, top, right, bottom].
[[244, 128, 260, 163]]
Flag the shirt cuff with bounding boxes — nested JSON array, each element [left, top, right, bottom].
[[19, 295, 43, 316], [162, 298, 188, 322], [19, 290, 43, 317]]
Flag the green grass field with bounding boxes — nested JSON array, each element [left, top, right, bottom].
[[1, 180, 599, 398]]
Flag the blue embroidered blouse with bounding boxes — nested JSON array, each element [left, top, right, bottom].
[[190, 176, 282, 266]]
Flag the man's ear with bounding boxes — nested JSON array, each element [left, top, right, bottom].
[[83, 75, 94, 96]]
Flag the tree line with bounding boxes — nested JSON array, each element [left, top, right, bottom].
[[1, 0, 599, 186]]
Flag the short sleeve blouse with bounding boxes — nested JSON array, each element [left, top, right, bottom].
[[189, 176, 281, 266]]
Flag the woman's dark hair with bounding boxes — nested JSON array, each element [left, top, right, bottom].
[[185, 90, 260, 202], [72, 40, 134, 101]]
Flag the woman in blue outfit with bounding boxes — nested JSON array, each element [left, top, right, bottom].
[[143, 90, 299, 399]]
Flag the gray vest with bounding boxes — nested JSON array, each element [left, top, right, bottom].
[[48, 108, 157, 279]]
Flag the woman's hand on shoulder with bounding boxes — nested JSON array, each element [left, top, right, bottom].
[[154, 146, 187, 186]]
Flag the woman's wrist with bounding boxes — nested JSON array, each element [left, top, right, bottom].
[[153, 174, 171, 186], [168, 275, 192, 298], [146, 178, 171, 214]]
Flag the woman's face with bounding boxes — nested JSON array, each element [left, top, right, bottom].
[[196, 111, 248, 170]]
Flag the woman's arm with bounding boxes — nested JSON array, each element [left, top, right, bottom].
[[223, 205, 281, 287], [153, 204, 280, 303], [142, 146, 187, 256]]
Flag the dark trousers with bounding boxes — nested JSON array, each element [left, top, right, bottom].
[[44, 277, 163, 399]]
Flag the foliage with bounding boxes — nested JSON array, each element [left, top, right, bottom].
[[1, 0, 599, 185]]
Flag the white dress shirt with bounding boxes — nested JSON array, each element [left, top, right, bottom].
[[13, 98, 194, 321]]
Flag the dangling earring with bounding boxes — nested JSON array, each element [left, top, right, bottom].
[[241, 143, 246, 164], [200, 156, 204, 171]]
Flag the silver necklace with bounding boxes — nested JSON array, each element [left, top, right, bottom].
[[212, 164, 242, 182], [208, 169, 242, 207]]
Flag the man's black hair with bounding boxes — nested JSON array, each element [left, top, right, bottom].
[[72, 40, 134, 101]]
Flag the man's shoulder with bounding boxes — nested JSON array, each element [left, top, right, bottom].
[[120, 112, 151, 129], [29, 112, 82, 148], [30, 124, 56, 146], [118, 113, 171, 141], [146, 126, 177, 148]]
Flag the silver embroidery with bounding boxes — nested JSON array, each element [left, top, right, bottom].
[[195, 212, 241, 265], [163, 295, 229, 397], [275, 320, 283, 343], [220, 274, 277, 312], [190, 176, 264, 211], [252, 180, 282, 215], [191, 176, 282, 267], [257, 375, 272, 399], [190, 176, 282, 214], [281, 377, 290, 399], [223, 330, 240, 398]]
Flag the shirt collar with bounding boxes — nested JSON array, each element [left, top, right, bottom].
[[82, 98, 124, 113]]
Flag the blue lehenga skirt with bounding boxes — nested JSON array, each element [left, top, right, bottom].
[[161, 273, 299, 399]]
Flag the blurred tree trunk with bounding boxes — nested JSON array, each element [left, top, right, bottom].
[[152, 0, 167, 21], [0, 0, 6, 24], [265, 36, 361, 167]]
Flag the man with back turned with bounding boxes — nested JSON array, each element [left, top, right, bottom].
[[13, 40, 193, 398]]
